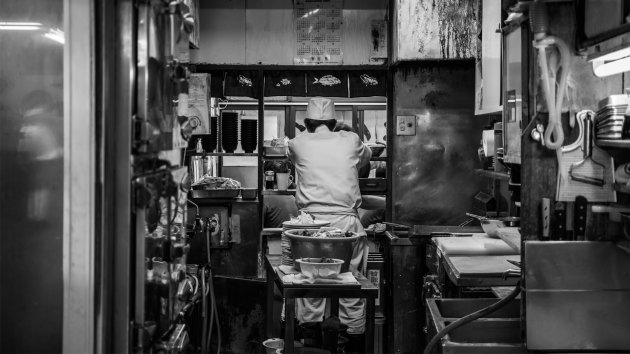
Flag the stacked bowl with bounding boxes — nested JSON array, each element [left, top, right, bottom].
[[595, 94, 628, 140], [240, 117, 258, 153], [221, 112, 239, 153]]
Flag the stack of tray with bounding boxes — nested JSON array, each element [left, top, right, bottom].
[[595, 94, 628, 140]]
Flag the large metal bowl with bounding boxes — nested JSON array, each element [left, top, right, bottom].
[[481, 217, 520, 238], [283, 229, 360, 273]]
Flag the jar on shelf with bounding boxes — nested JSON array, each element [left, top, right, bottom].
[[265, 170, 275, 190]]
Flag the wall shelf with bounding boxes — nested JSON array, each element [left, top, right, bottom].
[[473, 169, 510, 181], [186, 152, 259, 157], [596, 139, 630, 149], [188, 197, 259, 204]]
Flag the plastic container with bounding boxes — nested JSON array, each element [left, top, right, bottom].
[[263, 338, 284, 354]]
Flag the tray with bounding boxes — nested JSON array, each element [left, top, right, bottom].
[[263, 146, 287, 157], [241, 188, 258, 200], [190, 189, 240, 199]]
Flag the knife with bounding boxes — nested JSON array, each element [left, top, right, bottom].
[[542, 198, 550, 239], [574, 196, 588, 241], [554, 202, 566, 240]]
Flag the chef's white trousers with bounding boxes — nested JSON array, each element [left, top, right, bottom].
[[294, 213, 369, 334]]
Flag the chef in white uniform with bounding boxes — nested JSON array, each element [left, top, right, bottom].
[[288, 97, 372, 336]]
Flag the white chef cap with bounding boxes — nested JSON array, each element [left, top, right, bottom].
[[305, 97, 335, 121]]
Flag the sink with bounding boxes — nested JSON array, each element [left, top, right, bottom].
[[426, 298, 525, 354], [433, 298, 520, 318]]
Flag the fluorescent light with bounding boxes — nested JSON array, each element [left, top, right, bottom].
[[590, 45, 630, 77], [593, 56, 630, 77], [43, 28, 64, 44], [0, 21, 42, 30]]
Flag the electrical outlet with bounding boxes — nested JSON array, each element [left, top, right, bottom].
[[396, 115, 416, 136]]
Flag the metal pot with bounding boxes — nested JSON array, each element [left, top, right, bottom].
[[467, 213, 520, 238], [283, 229, 360, 273]]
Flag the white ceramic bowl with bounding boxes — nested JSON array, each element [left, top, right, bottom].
[[295, 258, 344, 279]]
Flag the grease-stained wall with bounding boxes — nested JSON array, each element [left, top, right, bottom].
[[391, 61, 490, 225], [394, 0, 480, 60], [191, 0, 387, 65]]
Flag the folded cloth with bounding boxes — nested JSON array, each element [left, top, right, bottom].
[[282, 272, 359, 285], [279, 264, 300, 274]]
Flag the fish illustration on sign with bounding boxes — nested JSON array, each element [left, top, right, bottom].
[[313, 75, 341, 86], [238, 75, 252, 87], [275, 78, 292, 87], [360, 74, 378, 86]]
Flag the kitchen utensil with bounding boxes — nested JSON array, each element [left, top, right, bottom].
[[465, 212, 487, 221], [542, 198, 550, 239], [295, 258, 344, 279], [573, 196, 588, 240], [569, 114, 606, 186], [557, 111, 616, 202], [554, 202, 567, 240], [283, 229, 359, 272], [466, 214, 521, 238]]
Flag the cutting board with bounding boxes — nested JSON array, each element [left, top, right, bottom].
[[435, 234, 519, 256], [497, 227, 521, 253]]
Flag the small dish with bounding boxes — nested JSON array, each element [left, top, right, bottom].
[[296, 258, 344, 279]]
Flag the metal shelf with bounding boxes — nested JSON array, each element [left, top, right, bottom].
[[473, 169, 510, 181], [262, 189, 296, 195], [186, 152, 259, 157], [187, 197, 259, 204]]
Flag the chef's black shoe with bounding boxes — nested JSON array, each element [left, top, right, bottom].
[[343, 332, 365, 354]]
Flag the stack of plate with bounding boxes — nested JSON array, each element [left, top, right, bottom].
[[595, 95, 628, 140], [280, 220, 330, 267]]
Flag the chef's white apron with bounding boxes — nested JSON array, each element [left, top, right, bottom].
[[295, 209, 369, 334], [287, 130, 372, 334]]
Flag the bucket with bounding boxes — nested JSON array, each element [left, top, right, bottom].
[[263, 338, 284, 354], [299, 322, 322, 347]]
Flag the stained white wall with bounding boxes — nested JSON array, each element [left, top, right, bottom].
[[190, 0, 387, 65]]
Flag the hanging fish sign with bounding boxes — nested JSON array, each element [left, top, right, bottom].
[[238, 75, 253, 87], [313, 75, 341, 86], [360, 74, 378, 86], [275, 78, 292, 87]]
